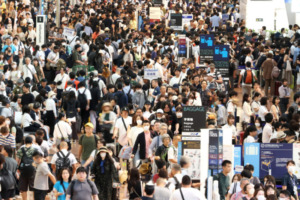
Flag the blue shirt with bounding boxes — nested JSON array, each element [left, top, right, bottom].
[[293, 47, 300, 65], [282, 173, 298, 196], [152, 86, 160, 97], [54, 181, 70, 200], [2, 44, 16, 54]]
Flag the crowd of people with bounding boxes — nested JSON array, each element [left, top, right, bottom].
[[0, 0, 299, 199]]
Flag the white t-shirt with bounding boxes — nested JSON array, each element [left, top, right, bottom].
[[240, 68, 255, 86], [170, 187, 202, 200], [262, 123, 273, 143], [77, 87, 92, 100], [128, 126, 144, 147], [114, 116, 132, 146], [258, 106, 268, 121], [22, 64, 36, 80], [50, 149, 77, 166], [244, 135, 256, 143], [21, 113, 33, 128]]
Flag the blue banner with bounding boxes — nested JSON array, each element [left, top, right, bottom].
[[244, 143, 260, 178], [200, 34, 214, 49], [260, 143, 293, 179], [177, 141, 182, 164], [214, 45, 229, 61], [234, 145, 242, 174]]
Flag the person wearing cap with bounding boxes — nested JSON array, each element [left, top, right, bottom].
[[142, 181, 155, 200], [44, 91, 57, 137], [66, 167, 99, 200], [112, 106, 132, 151], [25, 23, 36, 41], [78, 122, 99, 174], [98, 102, 117, 143], [21, 83, 34, 107], [91, 146, 119, 200]]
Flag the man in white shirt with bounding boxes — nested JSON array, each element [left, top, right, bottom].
[[22, 57, 39, 83], [54, 68, 69, 100], [65, 81, 77, 97], [51, 141, 77, 176], [262, 113, 273, 143], [112, 107, 132, 147], [110, 68, 121, 85], [169, 68, 183, 87], [168, 135, 181, 167], [47, 46, 60, 68], [136, 39, 147, 60], [167, 164, 183, 192], [170, 175, 202, 200]]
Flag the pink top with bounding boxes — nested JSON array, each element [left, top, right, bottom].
[[145, 131, 151, 158]]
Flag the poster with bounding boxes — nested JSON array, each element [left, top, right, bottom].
[[182, 106, 206, 136], [260, 143, 293, 179], [149, 7, 161, 23], [208, 129, 223, 176], [178, 37, 187, 57], [199, 34, 214, 64], [170, 13, 182, 30], [153, 0, 162, 6], [293, 144, 300, 178], [182, 137, 201, 180], [182, 14, 193, 29], [63, 27, 75, 41], [244, 143, 260, 178], [222, 14, 229, 24], [214, 44, 230, 78], [144, 69, 159, 80], [234, 145, 243, 174]]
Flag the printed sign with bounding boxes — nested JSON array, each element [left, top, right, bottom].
[[214, 44, 230, 78], [182, 138, 201, 180], [209, 129, 223, 176], [182, 106, 206, 135], [144, 69, 159, 80], [182, 14, 193, 28], [234, 145, 243, 174], [149, 7, 161, 23], [170, 13, 182, 30], [244, 143, 260, 178], [199, 34, 214, 64], [260, 143, 293, 179], [63, 27, 75, 41]]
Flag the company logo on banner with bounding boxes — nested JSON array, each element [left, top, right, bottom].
[[244, 143, 260, 178], [199, 34, 214, 64]]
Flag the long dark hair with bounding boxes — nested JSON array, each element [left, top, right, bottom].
[[128, 167, 140, 187], [58, 167, 72, 188], [243, 125, 257, 143]]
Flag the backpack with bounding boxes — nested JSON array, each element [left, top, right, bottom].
[[19, 147, 34, 173], [239, 55, 246, 66], [0, 168, 16, 191], [66, 100, 77, 118], [24, 46, 32, 60], [125, 88, 132, 104], [243, 69, 253, 84], [173, 176, 181, 190], [271, 64, 281, 79], [57, 59, 66, 71], [66, 53, 74, 68], [78, 89, 87, 110], [15, 125, 24, 144], [55, 151, 71, 175], [70, 179, 94, 199]]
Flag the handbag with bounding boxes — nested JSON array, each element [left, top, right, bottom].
[[57, 123, 71, 150], [286, 60, 292, 71], [118, 145, 132, 160]]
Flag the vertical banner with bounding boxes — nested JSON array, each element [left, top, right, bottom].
[[234, 145, 243, 174], [177, 141, 182, 164], [178, 37, 187, 58], [209, 129, 223, 175], [170, 13, 183, 30], [199, 34, 214, 64], [260, 144, 293, 179], [244, 143, 260, 178], [182, 106, 206, 136], [36, 15, 46, 47], [213, 44, 230, 78], [182, 137, 201, 180], [182, 14, 193, 29]]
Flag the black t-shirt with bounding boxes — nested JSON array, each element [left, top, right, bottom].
[[21, 93, 35, 107]]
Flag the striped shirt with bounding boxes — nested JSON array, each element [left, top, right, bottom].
[[0, 133, 16, 148]]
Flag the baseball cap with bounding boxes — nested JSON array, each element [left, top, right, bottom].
[[85, 122, 94, 129], [156, 109, 164, 114], [121, 107, 129, 112]]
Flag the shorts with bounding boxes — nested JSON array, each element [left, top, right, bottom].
[[1, 189, 15, 198], [19, 172, 35, 192], [34, 189, 48, 200]]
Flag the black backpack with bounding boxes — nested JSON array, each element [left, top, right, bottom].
[[15, 125, 24, 144], [66, 101, 77, 118], [0, 168, 16, 191], [126, 89, 132, 104], [55, 151, 71, 175], [24, 46, 32, 60], [19, 147, 34, 173], [78, 89, 87, 110]]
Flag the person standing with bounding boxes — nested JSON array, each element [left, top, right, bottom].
[[238, 61, 257, 95], [261, 53, 277, 97], [66, 167, 99, 200], [168, 135, 181, 167], [170, 175, 202, 200], [213, 160, 232, 200], [282, 160, 298, 199], [278, 79, 290, 114], [262, 113, 273, 143], [32, 151, 56, 200], [45, 91, 57, 138], [91, 147, 119, 200]]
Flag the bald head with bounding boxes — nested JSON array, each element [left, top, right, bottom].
[[60, 141, 68, 149]]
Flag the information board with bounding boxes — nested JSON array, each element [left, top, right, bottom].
[[244, 143, 260, 178], [182, 137, 201, 180], [234, 145, 243, 174], [214, 45, 230, 78], [260, 143, 293, 179], [149, 7, 161, 23], [199, 34, 214, 64], [182, 106, 206, 136], [170, 13, 182, 30], [144, 69, 159, 80]]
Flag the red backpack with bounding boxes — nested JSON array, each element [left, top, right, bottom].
[[243, 70, 253, 84]]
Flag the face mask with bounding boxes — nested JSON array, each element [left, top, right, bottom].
[[6, 120, 10, 125], [248, 188, 255, 195], [255, 123, 260, 127], [257, 196, 266, 200], [288, 166, 296, 174], [137, 120, 142, 125], [278, 198, 286, 200], [144, 126, 150, 131], [157, 117, 161, 120], [176, 112, 182, 118], [12, 65, 16, 69], [100, 152, 106, 159]]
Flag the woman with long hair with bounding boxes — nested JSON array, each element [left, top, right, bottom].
[[270, 96, 281, 122], [53, 167, 72, 200], [242, 93, 253, 124], [91, 147, 119, 200], [127, 167, 142, 200], [243, 125, 258, 144]]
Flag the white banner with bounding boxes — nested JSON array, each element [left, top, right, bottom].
[[144, 69, 159, 80]]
